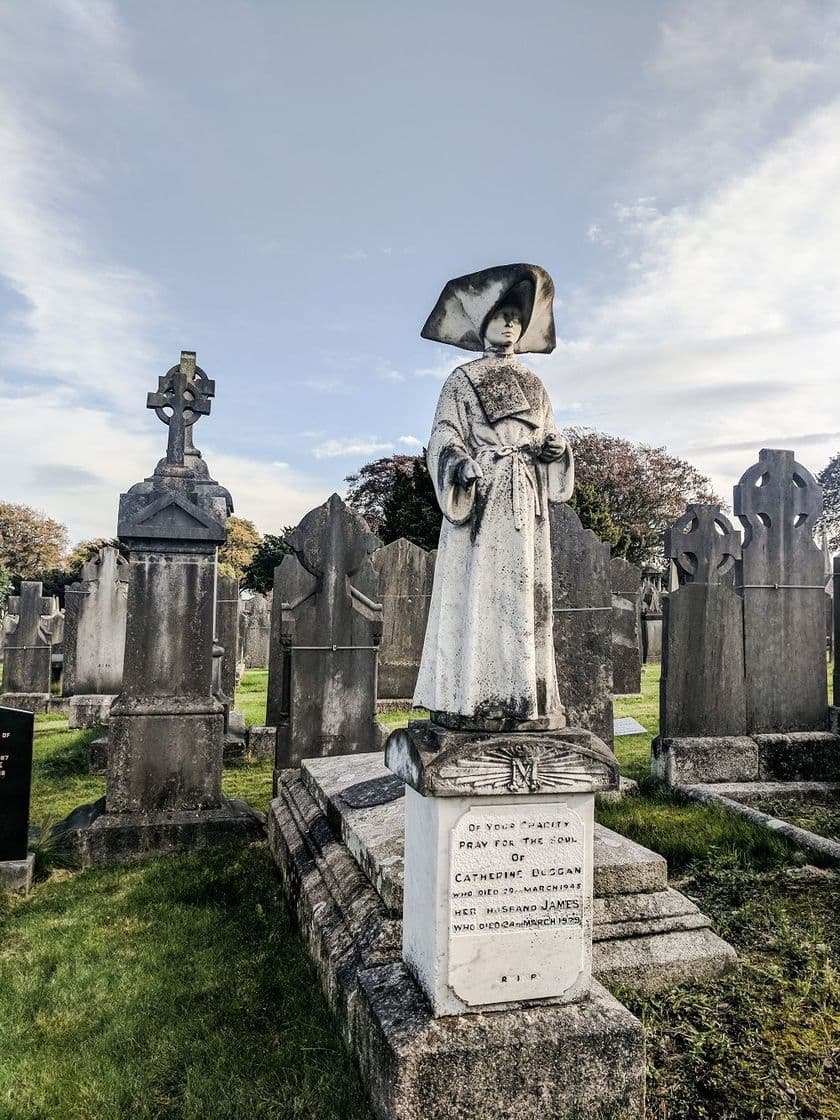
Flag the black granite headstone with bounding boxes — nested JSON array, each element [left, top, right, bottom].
[[0, 706, 35, 861]]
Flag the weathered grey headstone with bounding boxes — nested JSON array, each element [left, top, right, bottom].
[[271, 493, 384, 774], [1, 582, 56, 703], [215, 573, 240, 705], [640, 567, 664, 664], [550, 502, 613, 745], [238, 592, 271, 669], [372, 537, 436, 702], [53, 352, 262, 864], [734, 449, 828, 733], [0, 705, 35, 892], [610, 557, 642, 695], [660, 505, 746, 739], [63, 546, 128, 698]]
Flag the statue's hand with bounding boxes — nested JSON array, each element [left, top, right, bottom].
[[457, 458, 484, 486], [540, 433, 567, 462]]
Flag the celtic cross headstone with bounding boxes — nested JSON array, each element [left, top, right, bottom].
[[53, 352, 262, 865], [146, 350, 215, 472], [1, 581, 58, 701], [658, 504, 747, 742], [734, 449, 827, 733]]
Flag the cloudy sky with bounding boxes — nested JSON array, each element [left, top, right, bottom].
[[2, 0, 840, 544]]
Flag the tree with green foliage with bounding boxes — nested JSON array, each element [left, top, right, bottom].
[[0, 502, 69, 578], [65, 538, 121, 578], [219, 516, 261, 582], [242, 529, 296, 593], [344, 454, 419, 536], [380, 455, 441, 551]]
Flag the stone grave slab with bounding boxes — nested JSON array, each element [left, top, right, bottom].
[[297, 752, 735, 990], [614, 716, 647, 737], [270, 770, 645, 1120]]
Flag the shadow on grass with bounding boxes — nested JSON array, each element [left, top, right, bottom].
[[35, 727, 100, 781]]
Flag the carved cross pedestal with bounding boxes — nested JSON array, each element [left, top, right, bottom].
[[386, 720, 618, 1017], [52, 353, 263, 866]]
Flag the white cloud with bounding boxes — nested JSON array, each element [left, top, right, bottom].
[[312, 437, 395, 460], [0, 5, 161, 404], [545, 94, 840, 500], [0, 389, 329, 543], [398, 435, 422, 448], [637, 0, 840, 194]]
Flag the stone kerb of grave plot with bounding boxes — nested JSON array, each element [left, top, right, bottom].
[[63, 545, 129, 728], [267, 493, 384, 789], [372, 537, 436, 708], [1, 582, 62, 713], [611, 557, 642, 695], [53, 352, 263, 865], [550, 502, 614, 746], [654, 452, 840, 831]]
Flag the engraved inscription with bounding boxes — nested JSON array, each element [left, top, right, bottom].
[[447, 801, 590, 1007]]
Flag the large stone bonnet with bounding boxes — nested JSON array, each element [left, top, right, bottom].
[[420, 262, 556, 354]]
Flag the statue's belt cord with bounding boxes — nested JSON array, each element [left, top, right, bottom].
[[477, 444, 540, 530]]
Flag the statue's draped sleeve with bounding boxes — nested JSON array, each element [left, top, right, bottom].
[[426, 369, 477, 526], [540, 390, 575, 504]]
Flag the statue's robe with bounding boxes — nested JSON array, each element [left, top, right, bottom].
[[413, 354, 573, 721]]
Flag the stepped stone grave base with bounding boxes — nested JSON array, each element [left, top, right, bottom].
[[271, 753, 735, 1002], [68, 694, 117, 729], [52, 796, 265, 867], [0, 853, 35, 894], [652, 731, 840, 787], [269, 765, 645, 1120]]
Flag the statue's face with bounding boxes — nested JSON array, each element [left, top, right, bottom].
[[483, 305, 523, 349]]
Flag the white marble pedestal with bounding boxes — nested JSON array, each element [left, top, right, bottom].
[[387, 719, 619, 1018]]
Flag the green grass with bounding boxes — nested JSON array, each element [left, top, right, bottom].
[[235, 669, 268, 728], [3, 667, 839, 1119]]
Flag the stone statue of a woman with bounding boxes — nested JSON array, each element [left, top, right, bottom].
[[413, 263, 573, 728]]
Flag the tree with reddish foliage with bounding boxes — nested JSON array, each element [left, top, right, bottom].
[[345, 434, 720, 567], [344, 455, 420, 536], [565, 428, 723, 566]]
